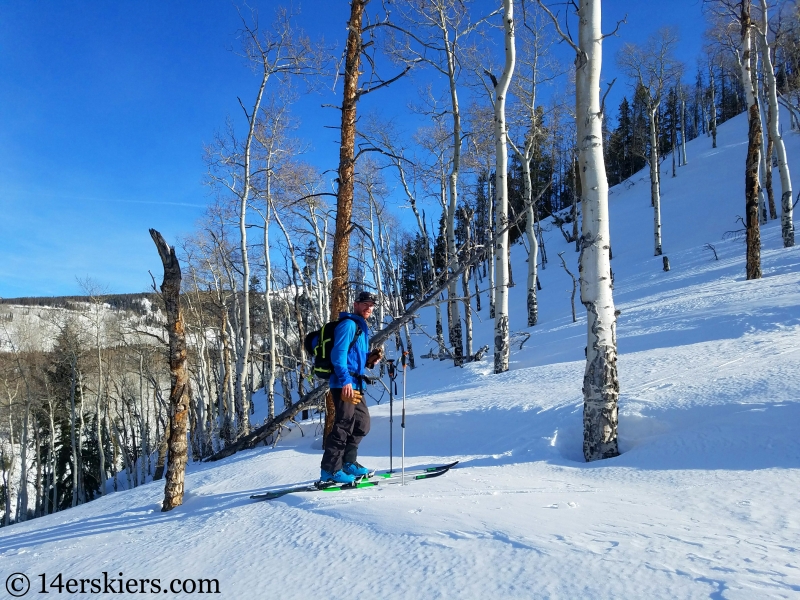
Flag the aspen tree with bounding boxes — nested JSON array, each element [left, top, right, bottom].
[[492, 0, 516, 374], [539, 0, 622, 460], [507, 5, 561, 327], [618, 29, 681, 257], [387, 0, 499, 365], [704, 0, 763, 277], [741, 0, 763, 278], [755, 0, 794, 247]]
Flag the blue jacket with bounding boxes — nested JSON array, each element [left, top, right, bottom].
[[329, 312, 370, 389]]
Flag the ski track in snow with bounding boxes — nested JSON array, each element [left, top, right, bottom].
[[3, 114, 800, 599]]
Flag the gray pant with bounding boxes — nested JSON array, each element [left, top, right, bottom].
[[320, 388, 371, 473]]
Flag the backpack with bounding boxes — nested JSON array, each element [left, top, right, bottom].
[[304, 317, 362, 380]]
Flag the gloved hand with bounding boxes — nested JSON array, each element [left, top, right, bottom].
[[366, 347, 383, 368], [342, 389, 363, 405]]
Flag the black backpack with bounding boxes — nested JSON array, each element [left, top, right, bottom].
[[304, 317, 362, 380]]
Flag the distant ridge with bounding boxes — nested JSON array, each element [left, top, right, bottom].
[[0, 292, 157, 314]]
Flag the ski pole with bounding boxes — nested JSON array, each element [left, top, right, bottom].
[[401, 351, 407, 486], [387, 359, 396, 473]]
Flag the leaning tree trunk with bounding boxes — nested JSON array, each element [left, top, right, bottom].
[[492, 0, 515, 375], [574, 0, 620, 461], [150, 229, 192, 512], [741, 5, 762, 280], [757, 1, 794, 246], [330, 0, 367, 319]]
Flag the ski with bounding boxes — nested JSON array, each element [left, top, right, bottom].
[[372, 460, 460, 483], [250, 461, 458, 501], [250, 476, 375, 501]]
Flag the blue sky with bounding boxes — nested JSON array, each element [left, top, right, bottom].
[[0, 0, 706, 298]]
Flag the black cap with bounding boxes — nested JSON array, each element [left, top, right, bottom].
[[355, 291, 377, 304]]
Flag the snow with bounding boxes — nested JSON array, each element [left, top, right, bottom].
[[3, 112, 800, 599]]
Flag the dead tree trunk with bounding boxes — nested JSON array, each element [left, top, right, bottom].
[[330, 0, 367, 319], [150, 229, 192, 512]]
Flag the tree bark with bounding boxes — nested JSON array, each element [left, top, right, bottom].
[[330, 0, 367, 319], [524, 160, 539, 327], [571, 0, 620, 461], [741, 4, 762, 280], [150, 229, 192, 512]]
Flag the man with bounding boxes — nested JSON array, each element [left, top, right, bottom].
[[320, 291, 383, 484]]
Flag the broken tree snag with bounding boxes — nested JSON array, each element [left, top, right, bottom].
[[662, 256, 670, 272], [149, 228, 192, 512]]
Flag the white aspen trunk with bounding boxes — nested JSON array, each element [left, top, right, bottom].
[[270, 198, 309, 391], [319, 213, 331, 324], [111, 421, 133, 490], [47, 400, 56, 513], [755, 52, 769, 225], [76, 369, 86, 503], [138, 355, 148, 485], [4, 410, 14, 525], [757, 0, 794, 247], [69, 356, 79, 507], [95, 326, 106, 494], [33, 422, 42, 518], [576, 0, 620, 461], [368, 198, 385, 328], [443, 25, 464, 366], [225, 316, 238, 429], [493, 0, 515, 375], [487, 173, 495, 320], [263, 196, 276, 420], [513, 141, 539, 327], [234, 67, 270, 439], [709, 62, 718, 148], [525, 170, 539, 327], [680, 95, 688, 166], [399, 165, 445, 356], [648, 105, 663, 256], [16, 395, 30, 522], [461, 209, 474, 359]]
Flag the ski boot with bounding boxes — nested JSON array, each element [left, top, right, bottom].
[[320, 469, 356, 485], [343, 461, 372, 477]]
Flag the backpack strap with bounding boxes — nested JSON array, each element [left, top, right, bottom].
[[340, 316, 363, 352]]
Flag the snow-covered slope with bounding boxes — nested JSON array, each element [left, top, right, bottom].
[[2, 113, 800, 599]]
